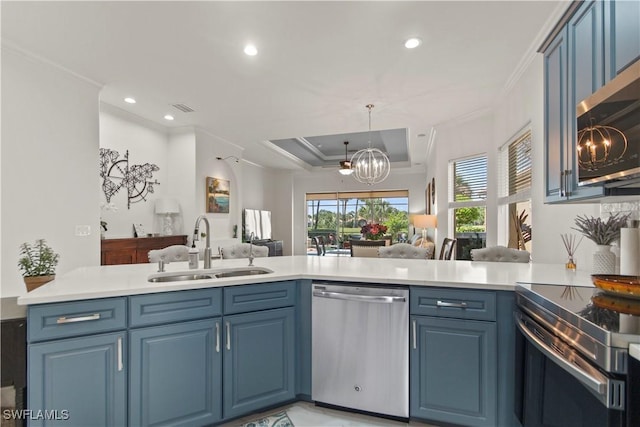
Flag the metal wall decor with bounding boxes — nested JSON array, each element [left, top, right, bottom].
[[99, 148, 160, 209]]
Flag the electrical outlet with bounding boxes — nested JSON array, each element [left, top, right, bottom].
[[75, 225, 91, 236]]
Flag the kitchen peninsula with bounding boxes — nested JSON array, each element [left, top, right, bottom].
[[19, 257, 594, 427]]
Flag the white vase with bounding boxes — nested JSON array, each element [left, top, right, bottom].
[[592, 245, 616, 275]]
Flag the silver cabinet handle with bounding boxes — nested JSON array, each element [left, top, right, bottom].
[[56, 313, 101, 324], [215, 322, 220, 353], [226, 322, 231, 351], [436, 300, 468, 309], [117, 336, 123, 372], [312, 290, 405, 303], [412, 319, 417, 350]]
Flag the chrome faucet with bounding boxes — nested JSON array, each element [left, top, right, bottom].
[[192, 215, 212, 269], [248, 232, 255, 266]]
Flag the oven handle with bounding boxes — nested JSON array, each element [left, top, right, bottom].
[[515, 313, 606, 396]]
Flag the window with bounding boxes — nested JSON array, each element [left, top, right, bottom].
[[449, 154, 487, 259], [306, 191, 409, 256], [498, 130, 532, 252]]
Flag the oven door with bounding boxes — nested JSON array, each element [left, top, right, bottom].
[[514, 310, 626, 427]]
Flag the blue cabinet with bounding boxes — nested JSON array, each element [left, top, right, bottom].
[[28, 332, 126, 427], [223, 307, 296, 419], [544, 2, 607, 203], [129, 318, 222, 427], [607, 0, 640, 77], [410, 316, 497, 427]]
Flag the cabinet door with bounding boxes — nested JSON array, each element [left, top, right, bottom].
[[610, 0, 640, 76], [28, 332, 126, 427], [569, 0, 604, 105], [103, 248, 136, 265], [410, 316, 497, 427], [544, 28, 568, 203], [223, 307, 295, 419], [129, 318, 222, 427]]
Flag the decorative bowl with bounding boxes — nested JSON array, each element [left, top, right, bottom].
[[591, 275, 640, 299]]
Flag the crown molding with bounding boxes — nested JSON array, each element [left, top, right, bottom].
[[2, 39, 103, 88]]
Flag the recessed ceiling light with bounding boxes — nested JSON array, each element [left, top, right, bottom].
[[164, 114, 174, 121], [404, 38, 422, 49], [244, 44, 258, 56], [124, 97, 136, 104]]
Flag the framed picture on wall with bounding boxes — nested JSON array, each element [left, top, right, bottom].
[[206, 177, 230, 213], [426, 182, 431, 214]]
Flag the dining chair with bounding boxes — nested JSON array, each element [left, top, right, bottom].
[[349, 239, 386, 256], [311, 236, 326, 256], [439, 238, 457, 260], [470, 245, 530, 263], [220, 243, 269, 259], [378, 243, 431, 259]]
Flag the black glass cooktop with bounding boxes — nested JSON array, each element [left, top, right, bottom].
[[517, 283, 640, 344]]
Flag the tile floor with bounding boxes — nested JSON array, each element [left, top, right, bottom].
[[220, 401, 439, 427]]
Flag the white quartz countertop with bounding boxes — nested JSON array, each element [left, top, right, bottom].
[[17, 255, 595, 305]]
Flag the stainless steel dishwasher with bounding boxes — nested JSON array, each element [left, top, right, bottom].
[[311, 282, 409, 418]]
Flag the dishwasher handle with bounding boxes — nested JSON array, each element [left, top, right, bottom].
[[312, 289, 405, 303]]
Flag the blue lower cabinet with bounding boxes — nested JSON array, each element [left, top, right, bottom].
[[223, 307, 295, 419], [410, 315, 497, 427], [129, 318, 222, 427], [28, 332, 127, 427]]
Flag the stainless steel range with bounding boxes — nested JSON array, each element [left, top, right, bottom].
[[515, 283, 640, 427]]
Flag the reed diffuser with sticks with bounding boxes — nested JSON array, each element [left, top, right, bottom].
[[561, 233, 583, 270]]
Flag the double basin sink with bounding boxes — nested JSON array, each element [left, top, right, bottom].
[[148, 266, 273, 283]]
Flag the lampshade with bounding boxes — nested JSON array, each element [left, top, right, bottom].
[[414, 214, 437, 229], [155, 198, 180, 214]]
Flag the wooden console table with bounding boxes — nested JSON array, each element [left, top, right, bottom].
[[101, 235, 188, 265]]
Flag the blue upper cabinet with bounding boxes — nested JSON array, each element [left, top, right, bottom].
[[544, 1, 608, 203], [606, 0, 640, 78]]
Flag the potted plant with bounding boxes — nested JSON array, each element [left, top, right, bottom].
[[572, 213, 629, 274], [18, 239, 60, 292]]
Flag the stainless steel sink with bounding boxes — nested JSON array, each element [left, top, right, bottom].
[[148, 274, 215, 283], [213, 268, 272, 278], [148, 267, 272, 283]]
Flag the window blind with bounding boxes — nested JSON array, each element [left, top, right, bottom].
[[450, 155, 487, 204], [498, 130, 532, 205], [306, 190, 409, 201]]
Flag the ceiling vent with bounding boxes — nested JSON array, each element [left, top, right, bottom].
[[171, 103, 195, 113]]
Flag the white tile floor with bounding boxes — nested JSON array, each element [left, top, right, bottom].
[[221, 401, 439, 427]]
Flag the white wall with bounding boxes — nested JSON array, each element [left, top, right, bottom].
[[492, 55, 599, 267], [99, 103, 170, 238], [1, 48, 101, 297]]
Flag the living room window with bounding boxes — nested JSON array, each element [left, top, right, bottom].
[[306, 190, 409, 256], [449, 154, 487, 259], [498, 129, 532, 252]]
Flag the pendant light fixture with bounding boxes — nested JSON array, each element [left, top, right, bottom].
[[351, 104, 391, 185], [338, 141, 354, 175]]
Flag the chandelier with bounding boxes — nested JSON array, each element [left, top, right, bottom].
[[338, 141, 353, 175], [351, 104, 391, 185], [577, 119, 627, 171]]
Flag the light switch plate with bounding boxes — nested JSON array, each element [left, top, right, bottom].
[[75, 225, 91, 236]]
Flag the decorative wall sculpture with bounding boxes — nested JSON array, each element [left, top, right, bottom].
[[99, 148, 160, 209]]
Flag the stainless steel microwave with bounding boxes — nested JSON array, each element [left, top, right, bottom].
[[577, 59, 640, 186]]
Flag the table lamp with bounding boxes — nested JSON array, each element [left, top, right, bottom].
[[414, 214, 437, 246], [155, 198, 180, 235]]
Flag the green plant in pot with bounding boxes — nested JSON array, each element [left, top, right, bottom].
[[18, 239, 60, 292]]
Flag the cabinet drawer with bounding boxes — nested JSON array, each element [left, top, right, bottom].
[[410, 287, 496, 321], [28, 298, 126, 342], [129, 288, 222, 327], [224, 281, 296, 314]]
